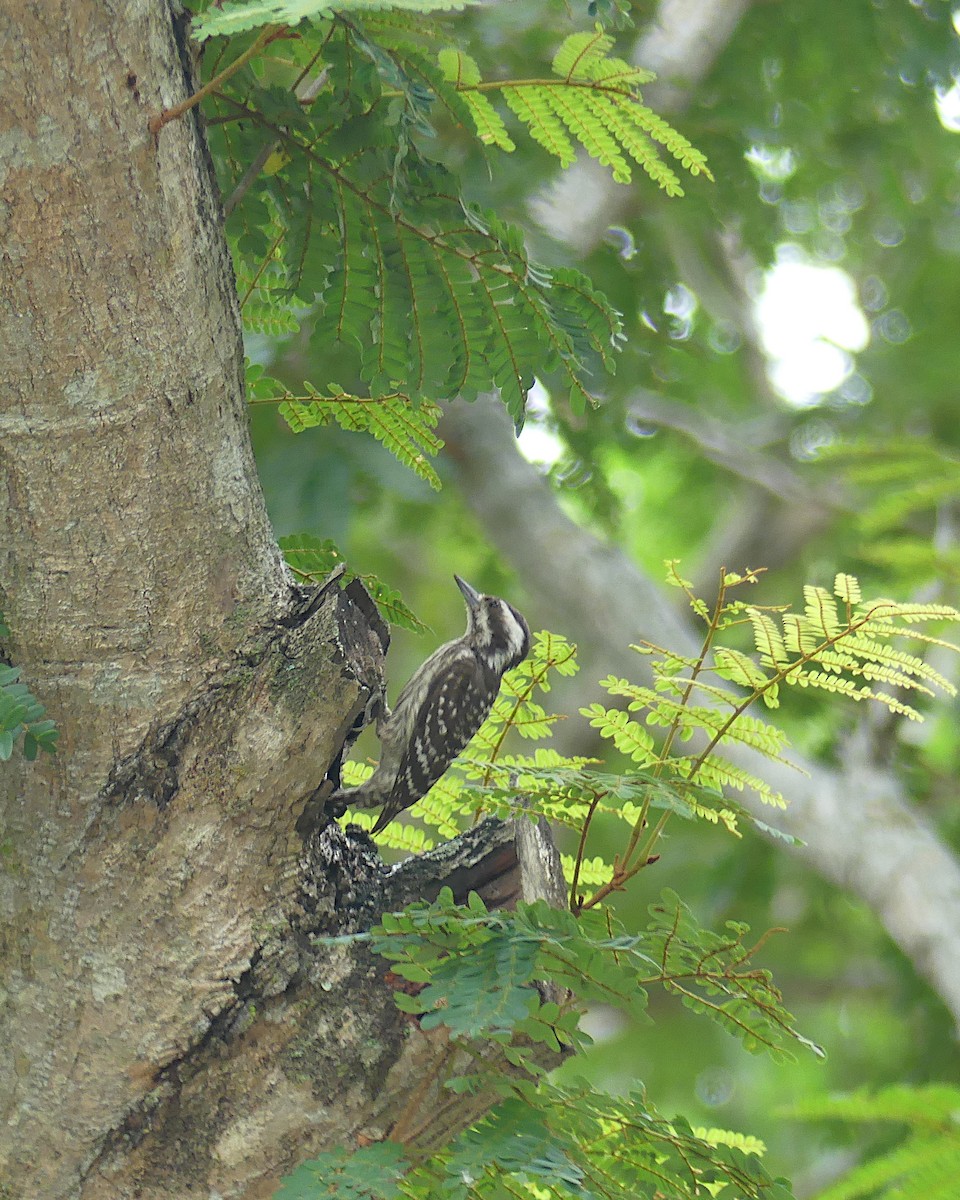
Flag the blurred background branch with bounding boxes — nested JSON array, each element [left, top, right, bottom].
[[442, 393, 960, 1028], [249, 0, 960, 1184]]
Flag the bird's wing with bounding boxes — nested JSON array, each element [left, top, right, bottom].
[[387, 651, 492, 816]]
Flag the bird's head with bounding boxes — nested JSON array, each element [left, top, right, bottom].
[[455, 575, 530, 675]]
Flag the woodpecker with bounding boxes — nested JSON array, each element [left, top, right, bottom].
[[333, 575, 530, 834]]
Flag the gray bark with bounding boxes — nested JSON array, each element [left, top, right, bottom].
[[82, 812, 565, 1199], [0, 5, 565, 1196]]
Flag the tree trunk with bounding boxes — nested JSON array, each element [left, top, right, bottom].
[[0, 5, 563, 1195]]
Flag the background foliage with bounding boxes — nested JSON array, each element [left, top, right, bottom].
[[184, 0, 960, 1196]]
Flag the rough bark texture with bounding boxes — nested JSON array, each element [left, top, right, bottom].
[[0, 5, 568, 1196], [83, 812, 566, 1199], [0, 2, 286, 1188]]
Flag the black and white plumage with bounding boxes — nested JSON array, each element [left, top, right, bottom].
[[335, 575, 530, 834]]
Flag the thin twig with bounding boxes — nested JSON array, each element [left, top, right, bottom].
[[149, 25, 283, 136], [568, 791, 604, 915], [223, 68, 329, 216]]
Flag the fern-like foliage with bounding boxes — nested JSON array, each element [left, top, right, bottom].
[[182, 5, 705, 441], [278, 532, 427, 631], [367, 884, 818, 1065], [609, 562, 959, 758], [788, 1084, 960, 1200], [727, 566, 957, 721], [439, 29, 713, 195], [180, 6, 709, 470], [0, 610, 58, 762], [282, 1088, 794, 1199], [289, 886, 810, 1198], [193, 0, 474, 42], [247, 363, 443, 489], [572, 565, 959, 908], [200, 18, 625, 424], [818, 437, 960, 585], [232, 249, 302, 336]]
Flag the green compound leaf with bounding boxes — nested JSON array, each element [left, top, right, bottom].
[[247, 364, 443, 491], [365, 888, 819, 1063], [0, 634, 59, 764], [278, 533, 428, 632], [787, 1085, 960, 1200], [211, 20, 624, 431], [440, 27, 712, 196], [194, 0, 474, 42], [275, 1141, 406, 1200]]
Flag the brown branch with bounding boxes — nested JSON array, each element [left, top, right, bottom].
[[149, 25, 283, 135]]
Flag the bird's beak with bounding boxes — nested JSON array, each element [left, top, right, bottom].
[[454, 575, 481, 610]]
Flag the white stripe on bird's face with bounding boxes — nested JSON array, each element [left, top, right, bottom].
[[499, 602, 529, 661], [468, 596, 530, 675]]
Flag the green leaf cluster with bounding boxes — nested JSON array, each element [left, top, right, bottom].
[[194, 0, 473, 43], [584, 568, 959, 814], [370, 885, 819, 1066], [818, 438, 960, 586], [248, 363, 444, 490], [278, 531, 428, 631], [788, 1084, 960, 1200], [439, 29, 712, 195], [297, 886, 809, 1199], [276, 1141, 405, 1200], [282, 1085, 791, 1200], [185, 3, 705, 447], [547, 567, 960, 909], [0, 610, 58, 762], [202, 18, 626, 426], [740, 575, 959, 722]]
